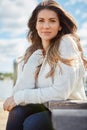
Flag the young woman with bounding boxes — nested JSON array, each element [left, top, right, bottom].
[[3, 0, 87, 130]]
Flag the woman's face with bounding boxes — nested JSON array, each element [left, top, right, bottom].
[[36, 9, 61, 43]]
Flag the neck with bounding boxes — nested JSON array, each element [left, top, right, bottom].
[[42, 40, 50, 51]]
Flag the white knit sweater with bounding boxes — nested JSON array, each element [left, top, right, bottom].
[[13, 49, 44, 93], [13, 35, 87, 105]]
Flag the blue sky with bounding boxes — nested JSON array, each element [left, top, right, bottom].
[[0, 0, 87, 73]]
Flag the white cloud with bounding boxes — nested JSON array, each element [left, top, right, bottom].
[[78, 22, 87, 57], [82, 13, 87, 19], [0, 38, 29, 56], [78, 0, 87, 3], [0, 0, 38, 37], [75, 9, 80, 15], [65, 0, 76, 6], [78, 22, 87, 40], [65, 0, 87, 6], [0, 38, 30, 72]]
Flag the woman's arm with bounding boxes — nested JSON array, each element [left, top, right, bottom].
[[3, 50, 43, 111], [13, 49, 43, 93]]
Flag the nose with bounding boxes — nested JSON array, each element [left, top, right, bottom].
[[43, 22, 50, 28]]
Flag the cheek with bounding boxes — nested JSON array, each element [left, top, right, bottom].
[[36, 24, 41, 37], [36, 23, 41, 31], [54, 25, 61, 33], [53, 27, 59, 34]]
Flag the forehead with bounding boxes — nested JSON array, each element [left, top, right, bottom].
[[37, 9, 58, 19]]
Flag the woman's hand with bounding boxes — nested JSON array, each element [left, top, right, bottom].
[[3, 96, 16, 111]]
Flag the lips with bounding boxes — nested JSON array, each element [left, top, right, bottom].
[[42, 31, 51, 33], [41, 32, 51, 34]]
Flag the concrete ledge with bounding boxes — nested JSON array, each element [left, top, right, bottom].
[[52, 109, 87, 130], [49, 100, 87, 130], [49, 100, 87, 109]]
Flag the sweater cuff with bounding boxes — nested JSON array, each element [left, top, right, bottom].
[[14, 91, 24, 105]]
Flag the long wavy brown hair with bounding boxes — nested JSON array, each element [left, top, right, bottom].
[[22, 0, 87, 78]]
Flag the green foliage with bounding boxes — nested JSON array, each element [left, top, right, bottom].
[[0, 72, 13, 80]]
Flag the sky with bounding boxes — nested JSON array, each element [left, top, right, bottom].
[[0, 0, 87, 73]]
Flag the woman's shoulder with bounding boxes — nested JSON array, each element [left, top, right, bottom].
[[59, 34, 78, 51], [27, 49, 44, 65], [61, 34, 72, 39], [61, 34, 76, 45], [59, 34, 80, 58], [29, 49, 43, 60], [32, 49, 43, 55], [28, 49, 43, 60]]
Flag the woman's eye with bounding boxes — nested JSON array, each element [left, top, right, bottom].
[[50, 20, 56, 22], [38, 20, 44, 22]]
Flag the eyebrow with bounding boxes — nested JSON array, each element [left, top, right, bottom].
[[37, 17, 57, 20]]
